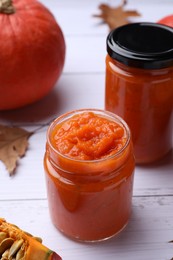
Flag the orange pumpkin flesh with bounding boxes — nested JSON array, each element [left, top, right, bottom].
[[0, 0, 65, 110], [0, 218, 62, 259]]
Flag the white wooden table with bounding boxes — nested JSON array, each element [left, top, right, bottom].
[[0, 0, 173, 259]]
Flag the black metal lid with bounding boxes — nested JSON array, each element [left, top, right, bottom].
[[107, 22, 173, 69]]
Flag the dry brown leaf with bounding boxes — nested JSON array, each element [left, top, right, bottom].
[[93, 0, 140, 30], [0, 125, 33, 176]]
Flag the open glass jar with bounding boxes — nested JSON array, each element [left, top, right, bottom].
[[105, 23, 173, 164], [44, 109, 135, 242]]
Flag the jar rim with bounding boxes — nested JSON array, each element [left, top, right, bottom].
[[46, 108, 131, 164], [107, 22, 173, 69]]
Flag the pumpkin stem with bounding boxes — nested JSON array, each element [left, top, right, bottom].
[[0, 0, 15, 14]]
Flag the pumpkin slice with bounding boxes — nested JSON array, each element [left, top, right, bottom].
[[0, 218, 62, 260]]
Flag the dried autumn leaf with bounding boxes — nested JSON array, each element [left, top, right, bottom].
[[93, 0, 140, 30], [0, 125, 33, 176]]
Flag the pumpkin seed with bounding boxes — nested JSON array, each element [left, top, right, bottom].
[[18, 257, 25, 260], [24, 230, 42, 244], [11, 224, 19, 230], [8, 239, 24, 258], [16, 248, 25, 260], [0, 233, 8, 243], [23, 231, 32, 237], [1, 248, 9, 257], [33, 237, 42, 243], [0, 238, 14, 255]]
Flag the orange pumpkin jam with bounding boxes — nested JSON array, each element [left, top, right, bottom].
[[44, 109, 135, 242], [51, 112, 127, 160], [105, 55, 173, 164]]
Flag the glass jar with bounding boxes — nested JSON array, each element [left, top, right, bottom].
[[44, 109, 135, 242], [105, 22, 173, 164]]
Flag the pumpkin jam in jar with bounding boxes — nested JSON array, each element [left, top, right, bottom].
[[44, 109, 135, 242], [105, 23, 173, 164]]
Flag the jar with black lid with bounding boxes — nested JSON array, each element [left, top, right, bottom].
[[44, 109, 135, 242], [105, 22, 173, 164]]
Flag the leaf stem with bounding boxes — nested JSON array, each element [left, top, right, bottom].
[[0, 0, 15, 14]]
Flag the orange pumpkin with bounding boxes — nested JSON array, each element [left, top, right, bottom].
[[158, 14, 173, 27], [0, 218, 62, 259], [0, 0, 65, 110]]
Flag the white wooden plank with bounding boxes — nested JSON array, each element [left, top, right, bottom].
[[0, 196, 173, 260], [39, 0, 109, 36], [0, 130, 47, 200], [39, 0, 173, 36], [0, 73, 105, 125], [63, 36, 106, 74], [134, 153, 173, 196]]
